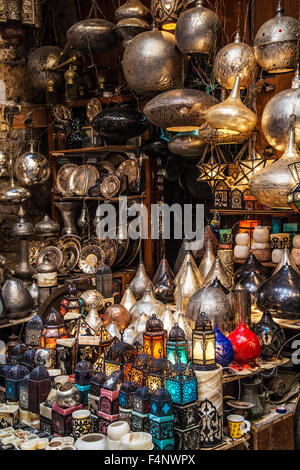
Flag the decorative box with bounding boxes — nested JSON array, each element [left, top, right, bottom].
[[88, 394, 100, 415], [0, 404, 19, 428], [149, 414, 174, 441], [174, 425, 199, 450], [28, 367, 51, 414], [75, 384, 90, 406], [100, 388, 119, 415], [270, 233, 290, 249], [98, 411, 119, 435], [152, 437, 174, 450], [118, 406, 131, 426], [52, 403, 82, 436], [131, 411, 149, 433], [173, 402, 199, 429], [90, 413, 99, 433]]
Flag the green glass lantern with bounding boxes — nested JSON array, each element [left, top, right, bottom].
[[192, 312, 217, 371], [166, 323, 188, 365]]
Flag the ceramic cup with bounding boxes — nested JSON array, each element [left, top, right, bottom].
[[45, 440, 63, 450], [72, 409, 92, 439], [227, 414, 250, 439], [75, 433, 108, 450], [120, 432, 153, 450], [107, 421, 130, 441]]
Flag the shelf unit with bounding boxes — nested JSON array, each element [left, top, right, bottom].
[[210, 209, 299, 217]]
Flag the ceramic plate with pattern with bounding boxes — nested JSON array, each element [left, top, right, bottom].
[[78, 245, 105, 274]]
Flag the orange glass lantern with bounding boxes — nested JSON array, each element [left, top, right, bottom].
[[143, 314, 167, 359], [239, 220, 259, 245], [41, 308, 68, 349]]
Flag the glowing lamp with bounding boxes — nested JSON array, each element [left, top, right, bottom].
[[165, 363, 198, 405], [41, 308, 68, 350], [166, 323, 188, 364], [143, 314, 167, 359], [192, 312, 217, 371]]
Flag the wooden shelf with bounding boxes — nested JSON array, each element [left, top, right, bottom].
[[210, 209, 299, 216], [51, 145, 140, 156], [222, 357, 290, 384], [69, 96, 135, 107], [53, 194, 145, 202]]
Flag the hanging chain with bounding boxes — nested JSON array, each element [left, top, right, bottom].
[[88, 0, 106, 19]]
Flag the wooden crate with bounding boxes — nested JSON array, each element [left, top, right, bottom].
[[250, 410, 294, 450]]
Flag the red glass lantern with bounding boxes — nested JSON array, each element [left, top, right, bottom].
[[41, 308, 68, 349], [143, 314, 167, 359], [59, 283, 83, 317], [228, 321, 261, 365]]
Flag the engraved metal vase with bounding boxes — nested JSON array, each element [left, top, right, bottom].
[[235, 252, 268, 284], [175, 260, 202, 311], [55, 201, 80, 235], [115, 0, 150, 21], [252, 309, 285, 359], [27, 46, 64, 92], [249, 127, 300, 209], [174, 251, 203, 287], [2, 279, 33, 319], [272, 248, 300, 276], [198, 238, 216, 280]]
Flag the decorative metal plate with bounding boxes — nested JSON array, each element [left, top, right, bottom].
[[38, 246, 64, 269], [56, 163, 77, 196], [69, 165, 100, 196], [78, 245, 105, 274]]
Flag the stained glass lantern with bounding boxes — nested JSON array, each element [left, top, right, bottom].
[[133, 385, 151, 416], [41, 308, 68, 349], [25, 314, 43, 348], [165, 363, 198, 406], [5, 365, 29, 401], [143, 314, 167, 359], [147, 357, 172, 392], [0, 364, 11, 388], [150, 387, 173, 417], [104, 332, 137, 381], [192, 313, 217, 371], [119, 381, 138, 410], [19, 374, 30, 410], [131, 353, 152, 387], [75, 360, 93, 386], [89, 371, 106, 397], [213, 180, 231, 209], [59, 282, 84, 317], [166, 324, 188, 365], [20, 349, 36, 372], [28, 366, 51, 414], [9, 343, 28, 365]]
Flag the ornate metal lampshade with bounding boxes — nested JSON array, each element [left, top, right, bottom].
[[147, 356, 171, 392], [104, 333, 137, 380], [151, 0, 185, 31], [192, 312, 217, 371], [41, 308, 68, 350], [131, 353, 152, 387], [165, 363, 198, 405]]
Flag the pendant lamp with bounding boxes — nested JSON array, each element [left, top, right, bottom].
[[151, 0, 185, 31]]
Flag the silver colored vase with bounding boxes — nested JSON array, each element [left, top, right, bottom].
[[203, 255, 231, 290], [14, 238, 34, 280], [273, 247, 300, 276], [229, 288, 252, 329], [2, 279, 33, 318], [120, 285, 136, 313], [199, 239, 216, 280], [130, 260, 153, 300], [55, 201, 80, 235]]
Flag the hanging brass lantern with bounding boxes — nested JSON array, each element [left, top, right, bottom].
[[27, 46, 64, 93], [122, 28, 184, 96], [151, 0, 185, 31], [114, 18, 150, 48], [254, 1, 299, 74], [168, 130, 206, 157], [261, 68, 300, 151], [144, 88, 218, 131], [249, 126, 300, 209], [175, 0, 220, 56], [205, 75, 257, 136], [66, 19, 118, 52], [115, 0, 150, 22], [213, 32, 259, 89]]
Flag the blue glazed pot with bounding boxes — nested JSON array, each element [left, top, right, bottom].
[[214, 326, 234, 367]]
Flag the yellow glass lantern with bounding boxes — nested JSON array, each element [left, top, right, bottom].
[[143, 314, 167, 359], [192, 312, 217, 371]]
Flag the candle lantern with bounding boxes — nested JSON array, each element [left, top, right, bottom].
[[149, 388, 174, 450], [90, 371, 106, 397], [119, 381, 138, 410], [150, 387, 173, 417], [60, 282, 84, 317], [165, 363, 197, 406], [5, 365, 29, 401], [28, 366, 51, 414], [143, 314, 167, 359], [166, 323, 188, 365], [19, 373, 30, 411], [131, 385, 151, 433], [41, 308, 68, 349], [20, 349, 36, 372], [104, 333, 137, 380], [192, 313, 217, 371], [75, 360, 93, 405], [25, 314, 43, 348], [147, 357, 171, 392], [9, 343, 28, 366], [131, 353, 152, 387]]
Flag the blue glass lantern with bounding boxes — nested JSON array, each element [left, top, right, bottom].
[[166, 324, 188, 365], [5, 365, 29, 401], [150, 388, 173, 417], [165, 363, 198, 406], [215, 326, 234, 367]]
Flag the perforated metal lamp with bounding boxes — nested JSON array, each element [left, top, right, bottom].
[[143, 314, 167, 359], [192, 312, 217, 371]]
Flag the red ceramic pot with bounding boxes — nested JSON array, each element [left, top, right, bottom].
[[228, 321, 261, 364]]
